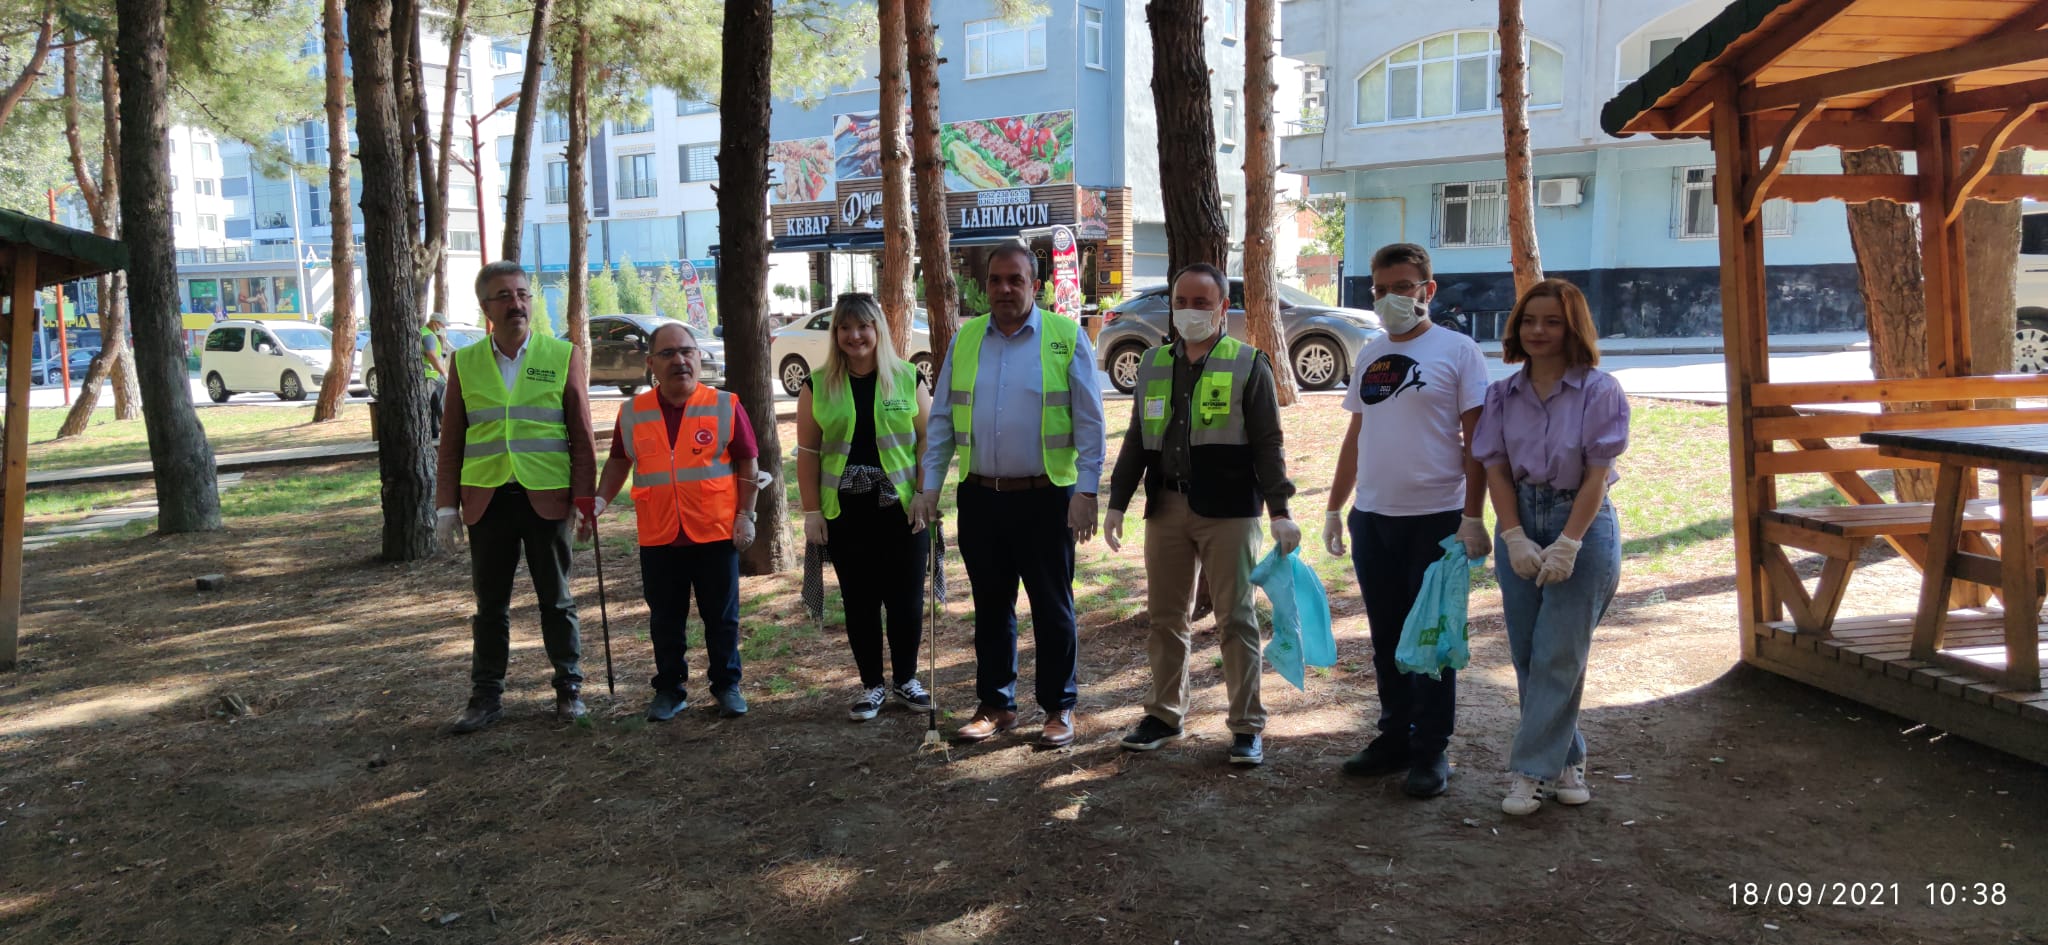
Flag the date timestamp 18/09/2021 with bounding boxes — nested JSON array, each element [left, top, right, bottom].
[[1728, 882, 2009, 907]]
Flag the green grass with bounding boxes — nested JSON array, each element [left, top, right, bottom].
[[28, 403, 374, 472], [219, 467, 382, 518], [24, 483, 152, 518]]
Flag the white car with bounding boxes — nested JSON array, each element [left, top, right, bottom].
[[2016, 209, 2048, 372], [201, 320, 352, 402], [771, 306, 934, 395], [362, 325, 486, 399]]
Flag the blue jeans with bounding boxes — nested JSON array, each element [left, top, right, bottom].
[[1495, 482, 1620, 780]]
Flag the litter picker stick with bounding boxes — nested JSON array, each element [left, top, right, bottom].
[[593, 518, 616, 696], [921, 524, 944, 753]]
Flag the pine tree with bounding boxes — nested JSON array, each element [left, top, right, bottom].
[[587, 262, 621, 316], [615, 255, 652, 313]]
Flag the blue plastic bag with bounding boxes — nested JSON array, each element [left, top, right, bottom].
[[1251, 546, 1336, 690], [1394, 536, 1482, 680]]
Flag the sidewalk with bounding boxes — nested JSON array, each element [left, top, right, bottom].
[[1476, 330, 1869, 358]]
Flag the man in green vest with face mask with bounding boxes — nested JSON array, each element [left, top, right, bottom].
[[911, 241, 1106, 748], [423, 314, 449, 439], [435, 262, 600, 734], [1104, 262, 1298, 766]]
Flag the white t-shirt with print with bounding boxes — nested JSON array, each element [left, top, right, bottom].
[[1340, 323, 1489, 516]]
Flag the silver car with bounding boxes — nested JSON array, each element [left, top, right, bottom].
[[1096, 280, 1382, 394]]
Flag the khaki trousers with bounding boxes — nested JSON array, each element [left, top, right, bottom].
[[1142, 490, 1266, 734]]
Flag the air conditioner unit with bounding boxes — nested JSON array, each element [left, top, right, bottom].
[[1537, 177, 1584, 207]]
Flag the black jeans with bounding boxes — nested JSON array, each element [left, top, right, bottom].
[[428, 377, 447, 439], [955, 482, 1078, 713], [468, 487, 583, 698], [640, 540, 742, 697], [826, 494, 927, 688], [1348, 507, 1462, 758]]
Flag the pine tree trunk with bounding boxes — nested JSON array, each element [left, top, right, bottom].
[[408, 24, 444, 312], [1964, 147, 2024, 379], [721, 0, 789, 575], [114, 0, 220, 533], [101, 51, 140, 420], [1845, 146, 1931, 501], [57, 37, 114, 438], [1240, 0, 1294, 405], [564, 10, 591, 374], [349, 0, 438, 561], [877, 0, 916, 352], [428, 0, 469, 322], [908, 0, 955, 373], [1498, 0, 1543, 296], [314, 0, 359, 422], [1146, 0, 1228, 275], [0, 0, 54, 136], [499, 0, 552, 264]]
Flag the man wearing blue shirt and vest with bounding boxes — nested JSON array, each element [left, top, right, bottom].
[[910, 241, 1106, 748]]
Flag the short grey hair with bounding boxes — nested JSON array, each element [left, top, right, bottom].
[[474, 260, 528, 301]]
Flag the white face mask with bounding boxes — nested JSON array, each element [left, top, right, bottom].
[[1172, 308, 1220, 342], [1375, 293, 1427, 335]]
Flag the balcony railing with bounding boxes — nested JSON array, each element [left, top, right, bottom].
[[616, 179, 656, 200], [545, 186, 569, 204], [1283, 116, 1326, 136]]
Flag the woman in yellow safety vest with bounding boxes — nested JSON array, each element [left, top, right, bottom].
[[796, 293, 934, 722]]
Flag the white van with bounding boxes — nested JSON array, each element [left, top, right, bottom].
[[201, 320, 349, 402], [2016, 210, 2048, 372]]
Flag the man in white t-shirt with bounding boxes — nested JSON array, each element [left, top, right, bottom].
[[1323, 242, 1492, 799]]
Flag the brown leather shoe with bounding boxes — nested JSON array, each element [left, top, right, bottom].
[[1037, 709, 1077, 747], [953, 706, 1018, 743], [555, 693, 588, 722]]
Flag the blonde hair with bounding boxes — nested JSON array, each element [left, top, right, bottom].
[[820, 292, 907, 401], [1500, 278, 1601, 368]]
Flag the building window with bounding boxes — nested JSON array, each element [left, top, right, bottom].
[[306, 185, 326, 227], [196, 141, 213, 162], [1675, 166, 1792, 239], [680, 143, 718, 183], [172, 212, 182, 227], [449, 230, 480, 252], [1221, 92, 1238, 143], [1355, 31, 1563, 125], [170, 175, 179, 191], [301, 120, 327, 162], [1222, 0, 1238, 39], [543, 111, 569, 143], [223, 176, 249, 198], [1434, 180, 1508, 248], [965, 17, 1047, 78], [448, 182, 477, 208], [612, 114, 653, 136], [491, 43, 511, 68], [1084, 8, 1105, 69], [617, 153, 657, 199], [545, 160, 569, 204], [676, 97, 716, 115], [199, 213, 219, 232], [196, 178, 216, 196]]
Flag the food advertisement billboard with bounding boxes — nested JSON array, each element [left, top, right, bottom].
[[942, 110, 1075, 192]]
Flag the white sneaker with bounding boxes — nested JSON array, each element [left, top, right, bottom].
[[1501, 772, 1545, 816], [848, 685, 887, 722], [1553, 764, 1591, 806]]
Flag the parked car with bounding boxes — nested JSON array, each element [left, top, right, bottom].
[[771, 306, 934, 396], [2015, 210, 2048, 372], [586, 314, 726, 396], [363, 325, 485, 399], [1096, 280, 1382, 394], [30, 347, 99, 386], [201, 320, 350, 402]]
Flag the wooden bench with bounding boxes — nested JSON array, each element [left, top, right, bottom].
[[1761, 496, 2048, 637]]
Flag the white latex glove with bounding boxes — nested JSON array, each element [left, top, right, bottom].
[[435, 507, 464, 549], [1457, 514, 1491, 560], [1536, 535, 1582, 587], [1068, 493, 1098, 544], [1501, 526, 1543, 580], [1103, 508, 1125, 552], [732, 513, 758, 552], [1323, 509, 1347, 558], [592, 496, 608, 518], [803, 510, 828, 545], [1271, 516, 1302, 556], [909, 490, 941, 533]]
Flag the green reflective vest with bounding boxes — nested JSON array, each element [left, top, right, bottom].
[[422, 326, 444, 381], [944, 312, 1079, 487], [1138, 335, 1254, 450], [812, 360, 920, 518], [457, 334, 572, 490]]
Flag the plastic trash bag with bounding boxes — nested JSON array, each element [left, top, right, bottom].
[[1251, 546, 1336, 690], [1395, 536, 1482, 680]]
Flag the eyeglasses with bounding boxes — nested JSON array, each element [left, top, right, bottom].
[[652, 346, 699, 360], [1371, 281, 1426, 297], [484, 290, 532, 304]]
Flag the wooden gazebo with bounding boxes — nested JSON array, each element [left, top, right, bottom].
[[1605, 0, 2048, 763], [0, 208, 127, 670]]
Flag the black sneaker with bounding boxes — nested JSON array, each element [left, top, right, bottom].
[[646, 690, 688, 722], [1403, 752, 1451, 798], [891, 678, 933, 711], [449, 696, 502, 735], [1229, 733, 1264, 766], [1118, 715, 1183, 752], [848, 685, 886, 722], [1341, 734, 1410, 777], [715, 687, 748, 718]]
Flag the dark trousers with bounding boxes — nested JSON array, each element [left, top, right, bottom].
[[956, 482, 1078, 713], [428, 378, 447, 439], [640, 540, 742, 697], [468, 487, 583, 698], [826, 496, 928, 688], [1348, 507, 1462, 757]]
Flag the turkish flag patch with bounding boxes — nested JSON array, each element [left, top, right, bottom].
[[694, 428, 715, 446]]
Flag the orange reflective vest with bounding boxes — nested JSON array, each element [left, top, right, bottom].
[[621, 384, 738, 546]]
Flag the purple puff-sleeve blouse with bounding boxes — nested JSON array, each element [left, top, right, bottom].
[[1471, 365, 1630, 489]]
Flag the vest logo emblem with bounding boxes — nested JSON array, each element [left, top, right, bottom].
[[694, 428, 715, 447], [881, 397, 913, 413], [524, 366, 559, 384], [1049, 340, 1071, 358]]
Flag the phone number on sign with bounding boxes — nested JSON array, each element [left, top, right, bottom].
[[1728, 882, 2009, 907]]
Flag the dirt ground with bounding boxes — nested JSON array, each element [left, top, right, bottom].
[[1, 399, 2045, 945]]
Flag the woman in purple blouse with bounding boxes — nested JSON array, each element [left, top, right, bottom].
[[1471, 278, 1630, 817]]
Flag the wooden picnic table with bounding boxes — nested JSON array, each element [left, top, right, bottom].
[[1862, 425, 2048, 692]]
